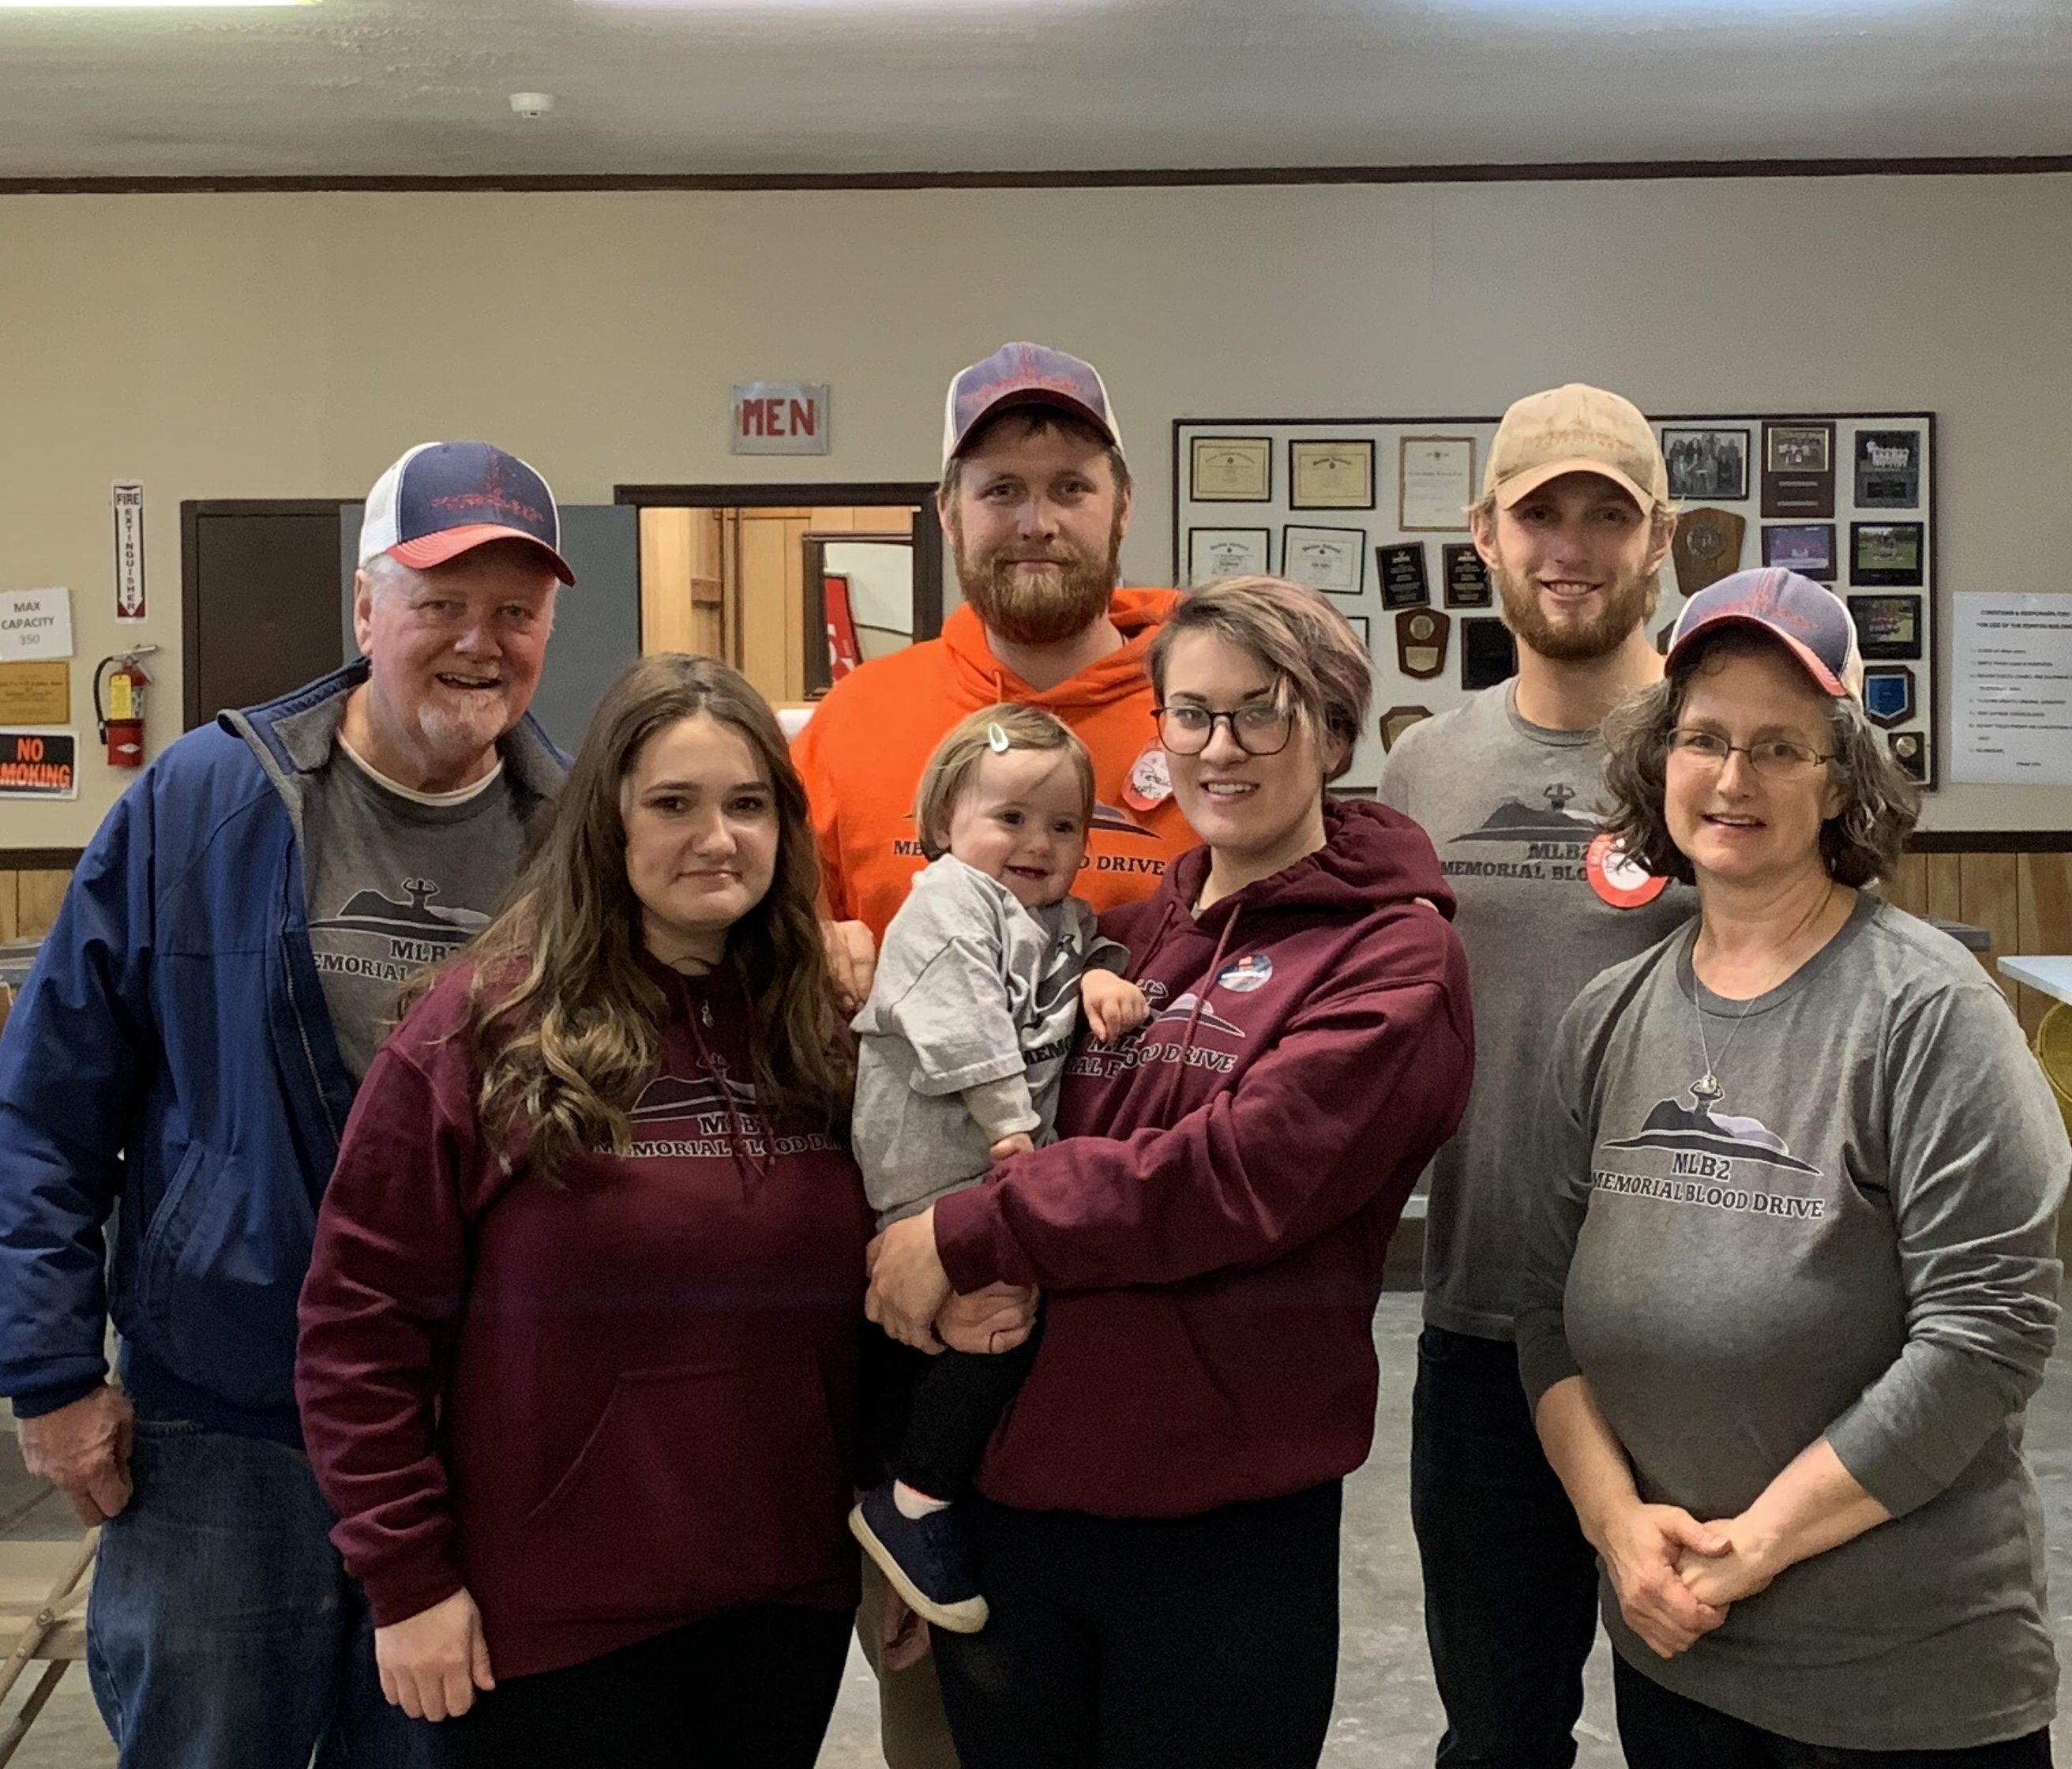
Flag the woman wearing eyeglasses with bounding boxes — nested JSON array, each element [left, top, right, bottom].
[[1516, 569, 2068, 1767], [864, 575, 1475, 1767]]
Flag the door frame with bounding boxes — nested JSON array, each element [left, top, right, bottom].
[[613, 481, 946, 643], [180, 498, 349, 731]]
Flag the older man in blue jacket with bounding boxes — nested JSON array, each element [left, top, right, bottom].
[[0, 441, 573, 1769]]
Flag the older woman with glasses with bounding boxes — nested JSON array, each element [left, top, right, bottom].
[[863, 576, 1474, 1768], [1516, 569, 2069, 1768]]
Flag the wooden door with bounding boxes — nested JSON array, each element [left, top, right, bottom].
[[180, 501, 347, 731]]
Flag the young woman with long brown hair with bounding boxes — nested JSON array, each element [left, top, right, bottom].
[[295, 653, 874, 1769]]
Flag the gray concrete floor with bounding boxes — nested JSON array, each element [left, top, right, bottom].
[[9, 1294, 2072, 1767]]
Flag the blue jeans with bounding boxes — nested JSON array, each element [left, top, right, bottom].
[[1410, 1326, 1601, 1769], [86, 1418, 435, 1769]]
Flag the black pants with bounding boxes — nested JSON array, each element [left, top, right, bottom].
[[933, 1482, 1342, 1769], [1410, 1325, 1601, 1769], [429, 1603, 853, 1769], [1613, 1657, 2054, 1769], [895, 1330, 1041, 1501]]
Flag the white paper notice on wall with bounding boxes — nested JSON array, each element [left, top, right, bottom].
[[1951, 592, 2072, 785], [0, 588, 75, 662]]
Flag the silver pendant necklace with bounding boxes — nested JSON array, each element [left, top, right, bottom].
[[1691, 884, 1838, 1107]]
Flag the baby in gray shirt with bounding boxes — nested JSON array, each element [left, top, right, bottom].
[[850, 704, 1147, 1634]]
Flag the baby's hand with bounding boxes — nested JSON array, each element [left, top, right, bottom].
[[1079, 970, 1149, 1043], [989, 1132, 1035, 1160]]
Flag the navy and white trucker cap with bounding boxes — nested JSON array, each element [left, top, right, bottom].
[[357, 441, 574, 584]]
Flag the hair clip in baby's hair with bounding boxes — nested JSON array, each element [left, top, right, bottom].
[[987, 722, 1011, 754]]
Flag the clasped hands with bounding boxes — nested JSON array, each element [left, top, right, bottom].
[[865, 1196, 1036, 1355], [1600, 1500, 1781, 1660]]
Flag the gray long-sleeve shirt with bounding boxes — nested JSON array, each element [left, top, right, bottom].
[[851, 855, 1125, 1226], [1517, 894, 2067, 1749]]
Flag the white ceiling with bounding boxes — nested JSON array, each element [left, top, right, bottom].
[[1, 0, 2068, 182]]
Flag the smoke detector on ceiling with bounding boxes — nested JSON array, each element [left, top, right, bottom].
[[509, 92, 556, 118]]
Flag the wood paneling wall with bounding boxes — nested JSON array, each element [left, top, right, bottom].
[[4, 846, 2067, 1042], [0, 870, 69, 942], [1882, 851, 2072, 1041]]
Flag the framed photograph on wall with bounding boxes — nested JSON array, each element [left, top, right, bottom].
[[1662, 427, 1750, 502], [1282, 526, 1365, 595], [1761, 421, 1837, 518], [1289, 439, 1376, 509], [1190, 437, 1273, 502], [1850, 521, 1924, 587], [1760, 523, 1837, 580], [1188, 528, 1271, 584], [1848, 593, 1924, 660], [1854, 430, 1922, 509]]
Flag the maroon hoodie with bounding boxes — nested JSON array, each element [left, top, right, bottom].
[[295, 954, 873, 1681], [933, 798, 1473, 1517]]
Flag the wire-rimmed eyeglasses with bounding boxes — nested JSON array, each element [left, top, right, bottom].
[[1666, 727, 1835, 779]]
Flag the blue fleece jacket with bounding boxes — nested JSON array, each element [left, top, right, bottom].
[[0, 661, 564, 1444]]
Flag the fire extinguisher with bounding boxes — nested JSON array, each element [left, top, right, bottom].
[[94, 645, 160, 768]]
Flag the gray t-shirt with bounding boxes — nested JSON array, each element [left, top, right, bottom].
[[1516, 894, 2067, 1750], [302, 745, 530, 1080], [1377, 682, 1691, 1338], [850, 854, 1124, 1226]]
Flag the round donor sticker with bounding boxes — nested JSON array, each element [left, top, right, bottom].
[[1585, 831, 1670, 909], [1123, 742, 1173, 811], [1217, 953, 1274, 993]]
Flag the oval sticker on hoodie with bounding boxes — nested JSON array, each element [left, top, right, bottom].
[[1124, 742, 1173, 811], [1584, 831, 1670, 909], [1217, 954, 1274, 993]]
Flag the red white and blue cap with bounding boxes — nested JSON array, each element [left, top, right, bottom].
[[357, 441, 575, 584], [1667, 567, 1864, 700], [942, 342, 1122, 467]]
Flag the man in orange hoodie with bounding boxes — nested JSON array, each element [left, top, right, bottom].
[[794, 341, 1193, 949], [791, 342, 1192, 1769]]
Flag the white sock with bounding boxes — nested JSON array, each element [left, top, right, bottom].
[[893, 1481, 952, 1519]]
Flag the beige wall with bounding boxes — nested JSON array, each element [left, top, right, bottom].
[[2, 176, 2068, 847]]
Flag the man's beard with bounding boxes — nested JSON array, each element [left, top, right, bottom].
[[1494, 557, 1660, 663], [952, 513, 1124, 648]]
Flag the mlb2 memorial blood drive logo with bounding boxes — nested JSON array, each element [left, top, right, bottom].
[[0, 730, 78, 799], [1442, 782, 1667, 908]]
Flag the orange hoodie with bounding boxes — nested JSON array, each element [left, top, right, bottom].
[[790, 588, 1196, 940]]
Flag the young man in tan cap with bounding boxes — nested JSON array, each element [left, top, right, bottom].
[[1378, 385, 1693, 1769]]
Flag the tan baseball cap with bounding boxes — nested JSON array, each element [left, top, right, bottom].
[[1484, 383, 1668, 512]]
